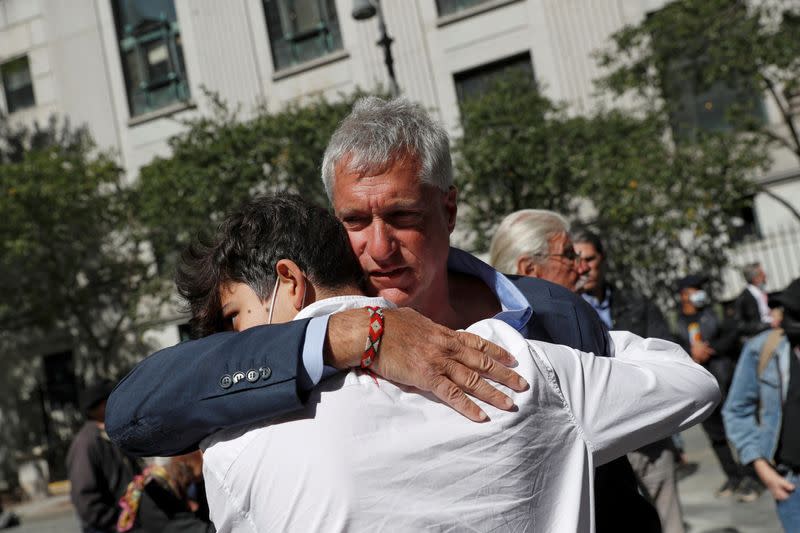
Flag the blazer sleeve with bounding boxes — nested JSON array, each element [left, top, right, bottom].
[[106, 319, 313, 456], [508, 275, 612, 357]]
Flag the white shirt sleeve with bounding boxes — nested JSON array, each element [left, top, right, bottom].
[[529, 331, 721, 466]]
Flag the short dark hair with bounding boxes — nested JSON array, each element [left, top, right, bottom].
[[571, 227, 604, 257], [176, 193, 363, 337]]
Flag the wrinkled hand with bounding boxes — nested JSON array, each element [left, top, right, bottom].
[[754, 459, 796, 501], [326, 307, 528, 422], [690, 342, 715, 364]]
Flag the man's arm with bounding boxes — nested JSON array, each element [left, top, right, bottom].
[[721, 338, 766, 466], [107, 309, 524, 456], [68, 437, 119, 530], [531, 331, 720, 466]]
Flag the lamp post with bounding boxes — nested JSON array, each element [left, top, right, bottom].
[[352, 0, 399, 96]]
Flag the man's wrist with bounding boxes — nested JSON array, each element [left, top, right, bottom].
[[324, 308, 370, 369]]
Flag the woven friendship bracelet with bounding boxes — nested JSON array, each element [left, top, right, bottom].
[[361, 306, 385, 369]]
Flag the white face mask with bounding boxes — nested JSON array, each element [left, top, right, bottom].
[[267, 276, 307, 325], [689, 290, 709, 308]]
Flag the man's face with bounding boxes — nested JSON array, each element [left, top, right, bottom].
[[219, 281, 272, 332], [331, 155, 456, 311], [536, 232, 585, 291], [574, 241, 604, 294], [753, 266, 767, 287]]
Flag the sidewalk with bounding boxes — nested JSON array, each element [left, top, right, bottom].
[[6, 493, 78, 533], [680, 425, 782, 533]]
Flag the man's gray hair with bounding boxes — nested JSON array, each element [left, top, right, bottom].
[[489, 209, 570, 275], [321, 96, 452, 199], [742, 262, 762, 284]]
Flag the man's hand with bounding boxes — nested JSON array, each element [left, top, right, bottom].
[[690, 342, 715, 364], [325, 308, 528, 422], [754, 458, 796, 501]]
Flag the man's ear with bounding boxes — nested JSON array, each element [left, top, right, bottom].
[[516, 256, 539, 277], [275, 259, 309, 310], [445, 186, 458, 234]]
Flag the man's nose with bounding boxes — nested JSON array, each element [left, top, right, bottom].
[[366, 220, 396, 262]]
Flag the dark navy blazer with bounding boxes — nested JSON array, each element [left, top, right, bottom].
[[106, 274, 610, 456]]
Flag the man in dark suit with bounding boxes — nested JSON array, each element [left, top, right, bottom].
[[573, 229, 680, 533], [106, 96, 658, 531], [734, 262, 778, 341]]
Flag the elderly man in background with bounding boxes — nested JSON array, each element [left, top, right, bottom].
[[489, 210, 663, 531], [489, 209, 588, 291], [572, 228, 685, 533], [735, 262, 779, 341]]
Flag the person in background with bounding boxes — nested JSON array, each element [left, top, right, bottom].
[[489, 209, 588, 291], [490, 214, 662, 532], [724, 277, 800, 532], [674, 275, 761, 502], [67, 381, 141, 533], [572, 229, 684, 533], [735, 262, 780, 341], [116, 451, 213, 533]]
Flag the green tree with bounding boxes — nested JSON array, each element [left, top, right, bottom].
[[455, 74, 584, 251], [135, 92, 373, 276], [595, 0, 800, 220], [0, 115, 158, 481], [453, 74, 766, 303]]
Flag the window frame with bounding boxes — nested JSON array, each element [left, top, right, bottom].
[[262, 0, 343, 73], [1, 55, 36, 114], [111, 0, 191, 118], [453, 51, 535, 105]]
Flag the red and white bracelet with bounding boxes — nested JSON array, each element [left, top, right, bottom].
[[361, 306, 385, 368]]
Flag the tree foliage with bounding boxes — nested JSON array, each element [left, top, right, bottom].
[[134, 92, 373, 277], [0, 115, 159, 482], [596, 0, 800, 163], [0, 117, 156, 377], [455, 73, 585, 250], [454, 74, 767, 303]]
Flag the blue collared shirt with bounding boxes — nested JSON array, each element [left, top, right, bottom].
[[581, 288, 613, 330], [300, 247, 533, 389]]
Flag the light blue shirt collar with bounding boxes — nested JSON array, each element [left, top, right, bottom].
[[446, 247, 532, 333], [581, 287, 613, 329]]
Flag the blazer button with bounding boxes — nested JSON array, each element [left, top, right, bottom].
[[219, 374, 233, 389], [259, 366, 272, 380], [232, 371, 245, 384], [246, 369, 259, 383]]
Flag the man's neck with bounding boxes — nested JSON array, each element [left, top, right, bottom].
[[443, 271, 501, 329], [590, 282, 607, 302]]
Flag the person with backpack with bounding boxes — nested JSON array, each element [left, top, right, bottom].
[[723, 277, 800, 532]]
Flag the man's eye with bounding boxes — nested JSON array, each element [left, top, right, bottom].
[[342, 217, 369, 229], [389, 212, 422, 227]]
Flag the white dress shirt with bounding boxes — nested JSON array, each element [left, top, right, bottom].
[[202, 295, 720, 533]]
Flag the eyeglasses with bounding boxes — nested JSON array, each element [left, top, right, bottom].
[[534, 247, 585, 265]]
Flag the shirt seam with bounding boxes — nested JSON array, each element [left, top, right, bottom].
[[526, 343, 597, 455], [204, 460, 259, 533]]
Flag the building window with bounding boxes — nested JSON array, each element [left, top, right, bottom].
[[664, 65, 766, 141], [454, 52, 534, 104], [111, 0, 190, 118], [1, 56, 36, 113], [263, 0, 343, 72], [730, 196, 761, 242], [436, 0, 493, 17]]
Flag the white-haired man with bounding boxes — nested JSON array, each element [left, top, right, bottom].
[[489, 209, 588, 291]]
